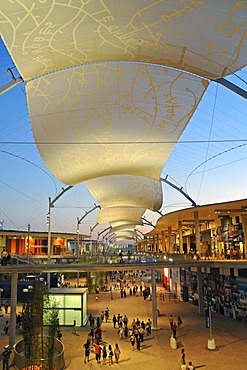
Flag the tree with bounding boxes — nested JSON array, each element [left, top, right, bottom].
[[21, 283, 59, 370]]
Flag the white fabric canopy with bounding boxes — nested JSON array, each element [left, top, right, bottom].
[[1, 1, 246, 240]]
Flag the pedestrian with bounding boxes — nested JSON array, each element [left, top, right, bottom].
[[139, 326, 145, 342], [94, 340, 102, 364], [118, 326, 123, 340], [169, 315, 173, 330], [2, 347, 12, 370], [57, 329, 62, 340], [83, 341, 90, 363], [177, 316, 183, 328], [112, 314, 117, 328], [180, 348, 186, 369], [102, 345, 107, 365], [188, 361, 195, 370], [130, 334, 135, 351], [123, 314, 128, 327], [89, 313, 94, 329], [114, 343, 121, 364], [105, 307, 109, 322], [1, 250, 8, 266], [172, 322, 178, 339], [4, 302, 9, 314], [108, 344, 113, 366], [136, 333, 141, 351], [72, 319, 76, 334], [4, 321, 9, 334]]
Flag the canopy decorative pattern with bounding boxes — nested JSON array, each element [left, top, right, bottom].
[[0, 1, 246, 80], [1, 1, 246, 240], [25, 63, 207, 228]]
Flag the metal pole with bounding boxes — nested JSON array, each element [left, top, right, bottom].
[[151, 268, 159, 330], [47, 197, 52, 261], [9, 272, 18, 348], [27, 223, 30, 264], [47, 198, 51, 288], [76, 218, 80, 287], [209, 304, 213, 339]]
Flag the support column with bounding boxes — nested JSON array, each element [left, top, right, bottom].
[[161, 231, 165, 253], [241, 215, 247, 259], [178, 221, 183, 254], [9, 272, 18, 348], [194, 211, 201, 255], [152, 236, 155, 253], [151, 268, 159, 330], [187, 235, 191, 253], [197, 267, 204, 316], [168, 227, 172, 253], [156, 234, 159, 253]]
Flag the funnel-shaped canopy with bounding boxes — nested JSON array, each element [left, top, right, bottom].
[[1, 1, 246, 240]]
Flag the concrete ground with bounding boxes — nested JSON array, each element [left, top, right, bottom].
[[0, 284, 247, 369]]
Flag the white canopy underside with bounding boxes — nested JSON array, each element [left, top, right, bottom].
[[1, 1, 246, 240]]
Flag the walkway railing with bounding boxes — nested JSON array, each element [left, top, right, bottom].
[[9, 251, 246, 267]]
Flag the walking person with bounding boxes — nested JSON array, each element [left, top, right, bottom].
[[83, 341, 90, 363], [4, 321, 9, 334], [130, 334, 135, 351], [136, 333, 141, 351], [112, 314, 117, 328], [102, 345, 107, 365], [2, 347, 12, 370], [114, 343, 121, 364], [177, 316, 183, 329], [105, 307, 109, 322], [94, 341, 102, 364], [180, 348, 186, 370], [169, 315, 173, 330], [172, 322, 178, 339], [118, 326, 124, 340], [108, 345, 114, 366], [72, 319, 76, 334]]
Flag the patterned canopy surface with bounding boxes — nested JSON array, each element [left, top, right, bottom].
[[1, 1, 246, 240]]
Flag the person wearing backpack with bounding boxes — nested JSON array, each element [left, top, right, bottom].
[[108, 344, 114, 365]]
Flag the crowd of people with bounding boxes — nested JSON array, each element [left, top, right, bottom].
[[83, 297, 154, 366], [83, 309, 121, 365]]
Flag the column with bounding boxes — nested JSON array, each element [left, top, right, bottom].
[[194, 211, 201, 255], [197, 267, 204, 316], [168, 227, 172, 253], [9, 271, 18, 348], [151, 268, 159, 330], [178, 221, 183, 254], [156, 234, 159, 253], [187, 235, 191, 253], [152, 236, 155, 253], [241, 215, 247, 258], [161, 231, 165, 253]]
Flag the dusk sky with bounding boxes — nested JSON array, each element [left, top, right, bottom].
[[1, 37, 247, 241]]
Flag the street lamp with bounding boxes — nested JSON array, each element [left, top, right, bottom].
[[75, 204, 100, 286], [46, 186, 73, 287], [27, 223, 31, 263]]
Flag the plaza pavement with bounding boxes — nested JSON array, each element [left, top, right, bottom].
[[1, 285, 247, 369]]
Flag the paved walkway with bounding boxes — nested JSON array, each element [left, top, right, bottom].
[[1, 286, 247, 369]]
